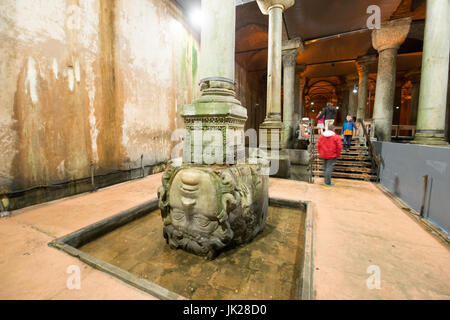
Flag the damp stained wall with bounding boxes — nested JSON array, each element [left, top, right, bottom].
[[0, 0, 200, 193]]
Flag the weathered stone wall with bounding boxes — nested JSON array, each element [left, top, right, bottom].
[[0, 0, 199, 193]]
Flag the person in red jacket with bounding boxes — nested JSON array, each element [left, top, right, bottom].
[[317, 124, 342, 186]]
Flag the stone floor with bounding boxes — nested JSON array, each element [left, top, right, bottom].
[[1, 173, 449, 299], [79, 206, 305, 300]]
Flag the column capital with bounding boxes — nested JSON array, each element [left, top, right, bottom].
[[256, 0, 295, 15], [282, 37, 304, 53], [355, 55, 377, 74], [345, 74, 359, 88], [296, 63, 307, 75], [282, 48, 298, 67], [405, 70, 421, 84], [372, 17, 412, 52]]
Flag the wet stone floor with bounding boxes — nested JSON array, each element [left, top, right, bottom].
[[79, 206, 306, 299]]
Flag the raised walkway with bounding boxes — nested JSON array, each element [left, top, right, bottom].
[[1, 174, 449, 299]]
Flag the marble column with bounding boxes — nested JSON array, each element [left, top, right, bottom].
[[372, 18, 412, 141], [282, 49, 297, 148], [298, 71, 307, 119], [340, 76, 349, 123], [413, 0, 450, 145], [393, 81, 403, 125], [405, 71, 421, 125], [355, 55, 376, 121], [181, 0, 247, 164], [292, 64, 305, 141], [346, 74, 359, 118], [159, 0, 269, 260], [256, 0, 295, 148], [256, 0, 295, 177]]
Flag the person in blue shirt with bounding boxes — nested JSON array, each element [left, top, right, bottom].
[[341, 115, 357, 152]]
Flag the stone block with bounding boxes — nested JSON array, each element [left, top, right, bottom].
[[288, 149, 310, 165], [158, 159, 269, 259]]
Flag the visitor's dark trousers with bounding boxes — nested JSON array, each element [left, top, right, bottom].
[[343, 135, 353, 149], [323, 158, 337, 185]]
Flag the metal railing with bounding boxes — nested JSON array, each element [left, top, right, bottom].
[[392, 125, 416, 139], [357, 119, 379, 181], [306, 119, 414, 183], [308, 119, 316, 184]]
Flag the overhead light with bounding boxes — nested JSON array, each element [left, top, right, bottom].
[[336, 106, 340, 110], [311, 101, 314, 105], [189, 8, 202, 30], [353, 85, 359, 94], [396, 106, 400, 110]]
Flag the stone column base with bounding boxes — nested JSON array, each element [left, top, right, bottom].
[[259, 118, 283, 150], [282, 120, 296, 149], [259, 148, 291, 178], [181, 80, 248, 164], [259, 119, 291, 178], [411, 131, 449, 146]]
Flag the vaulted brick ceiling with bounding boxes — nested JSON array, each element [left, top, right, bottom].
[[174, 0, 426, 80], [235, 0, 426, 79]]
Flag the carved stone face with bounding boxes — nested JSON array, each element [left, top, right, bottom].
[[163, 168, 231, 259], [169, 169, 221, 237], [158, 160, 269, 260]]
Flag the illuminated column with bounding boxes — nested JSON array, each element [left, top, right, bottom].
[[256, 0, 295, 150], [256, 0, 295, 177], [355, 55, 376, 120], [346, 74, 359, 118], [372, 18, 411, 141], [405, 71, 421, 125], [298, 69, 307, 119], [413, 0, 450, 145], [182, 0, 247, 164], [340, 76, 349, 122], [282, 49, 297, 148]]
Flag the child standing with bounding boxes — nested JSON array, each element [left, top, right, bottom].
[[341, 115, 357, 152], [316, 111, 325, 135]]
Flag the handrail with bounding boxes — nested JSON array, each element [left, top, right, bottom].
[[357, 119, 379, 168], [308, 119, 316, 184], [391, 125, 416, 139]]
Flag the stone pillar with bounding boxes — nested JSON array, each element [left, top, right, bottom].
[[257, 0, 295, 177], [372, 18, 412, 141], [182, 0, 247, 164], [346, 74, 359, 118], [298, 72, 307, 119], [405, 71, 421, 125], [293, 70, 300, 127], [393, 81, 403, 125], [291, 64, 305, 141], [282, 49, 298, 148], [199, 1, 234, 82], [413, 0, 450, 145], [341, 85, 349, 122], [257, 0, 295, 142], [355, 55, 376, 121], [159, 0, 269, 260]]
